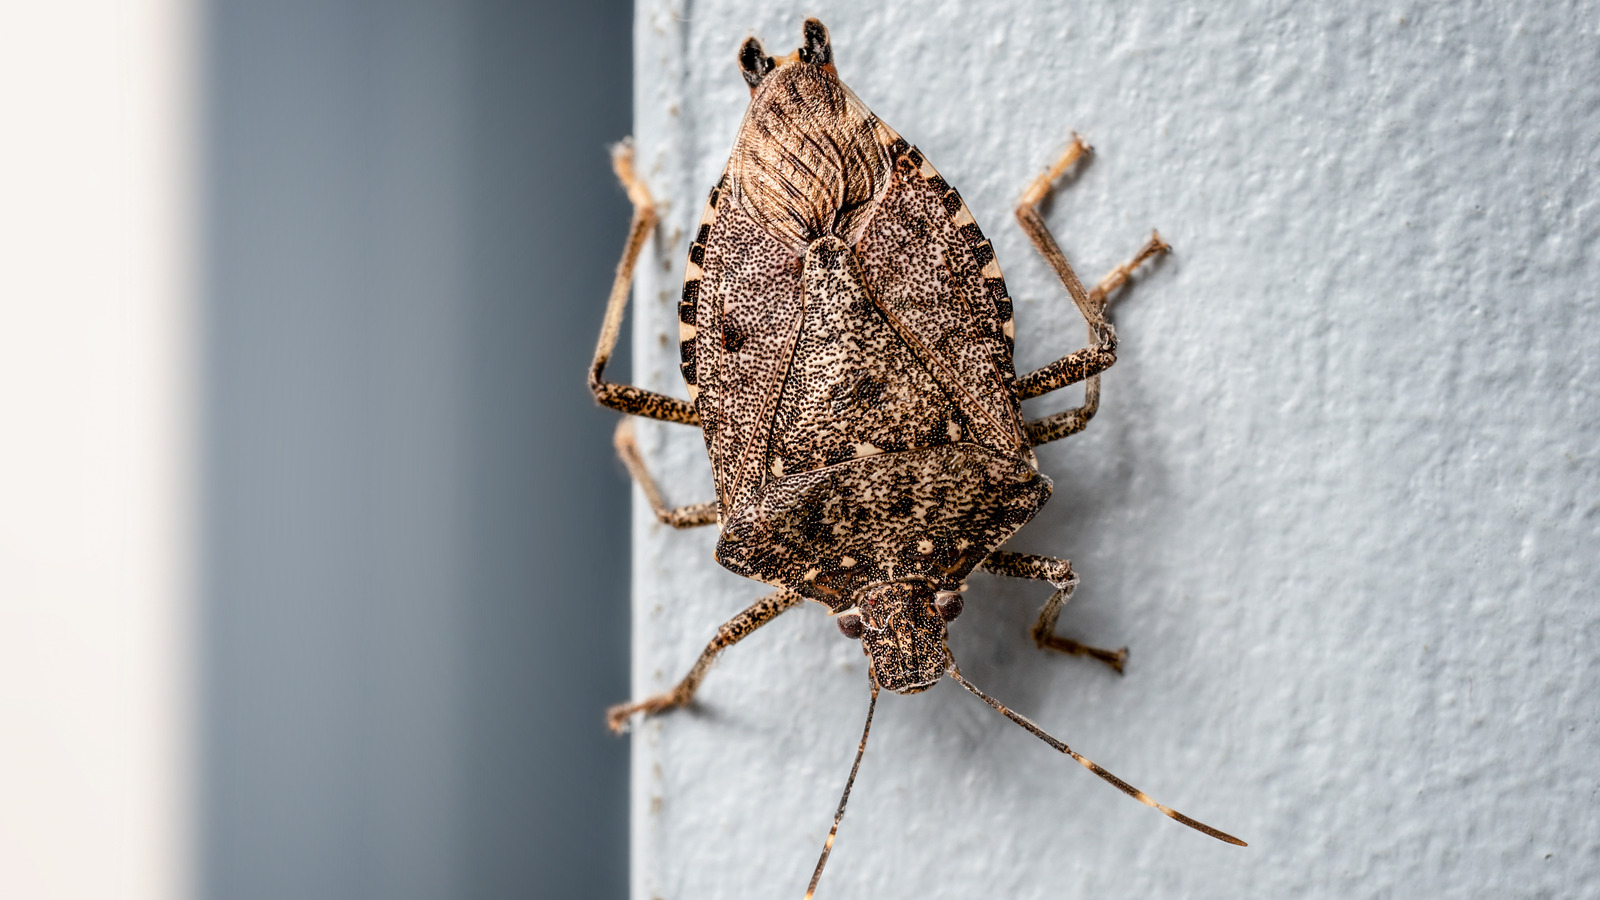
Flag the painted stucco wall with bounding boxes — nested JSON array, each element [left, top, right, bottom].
[[625, 2, 1600, 896]]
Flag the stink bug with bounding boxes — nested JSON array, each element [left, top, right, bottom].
[[589, 18, 1244, 894]]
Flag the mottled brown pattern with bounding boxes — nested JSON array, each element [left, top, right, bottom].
[[855, 141, 1026, 453], [632, 24, 1178, 705], [684, 78, 1037, 515], [714, 444, 1051, 608], [856, 581, 948, 693], [767, 236, 961, 474], [679, 174, 727, 403], [588, 380, 700, 425], [680, 50, 1062, 683], [980, 548, 1073, 584], [693, 198, 807, 511]]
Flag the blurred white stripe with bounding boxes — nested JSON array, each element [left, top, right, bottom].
[[0, 2, 195, 899]]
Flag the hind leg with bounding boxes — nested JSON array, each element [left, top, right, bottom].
[[1012, 135, 1170, 446], [613, 419, 718, 529]]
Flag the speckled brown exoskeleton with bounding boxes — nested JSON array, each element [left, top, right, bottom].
[[588, 18, 1245, 895]]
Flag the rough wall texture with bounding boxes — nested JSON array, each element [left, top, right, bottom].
[[624, 2, 1599, 897]]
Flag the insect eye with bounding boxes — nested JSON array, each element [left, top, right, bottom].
[[934, 591, 963, 622], [835, 612, 864, 639]]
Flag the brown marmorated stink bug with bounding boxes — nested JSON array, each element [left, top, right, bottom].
[[588, 18, 1245, 895]]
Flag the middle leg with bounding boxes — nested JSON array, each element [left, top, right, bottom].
[[980, 550, 1128, 673]]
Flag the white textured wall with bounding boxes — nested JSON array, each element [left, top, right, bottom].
[[626, 2, 1600, 897]]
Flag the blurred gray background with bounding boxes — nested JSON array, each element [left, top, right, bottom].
[[203, 1, 633, 897]]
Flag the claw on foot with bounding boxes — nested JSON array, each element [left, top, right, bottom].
[[1020, 132, 1094, 207], [606, 702, 638, 734], [606, 691, 685, 734], [1099, 646, 1130, 675], [609, 136, 654, 211], [1089, 232, 1172, 309]]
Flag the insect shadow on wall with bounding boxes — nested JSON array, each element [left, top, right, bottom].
[[587, 18, 1245, 897]]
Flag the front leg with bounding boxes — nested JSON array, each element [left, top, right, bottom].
[[981, 550, 1128, 673], [607, 590, 803, 733]]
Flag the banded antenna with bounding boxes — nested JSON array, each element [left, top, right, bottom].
[[948, 664, 1246, 846], [804, 676, 880, 899]]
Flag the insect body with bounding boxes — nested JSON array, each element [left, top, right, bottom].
[[589, 18, 1243, 895]]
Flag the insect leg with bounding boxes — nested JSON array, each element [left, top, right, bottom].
[[589, 139, 701, 426], [981, 550, 1128, 673], [1015, 134, 1104, 333], [1012, 135, 1169, 446], [612, 419, 718, 528], [1085, 231, 1171, 310], [1017, 232, 1171, 402], [606, 589, 803, 733]]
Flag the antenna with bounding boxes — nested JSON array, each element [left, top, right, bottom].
[[948, 664, 1246, 846], [804, 676, 880, 899]]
